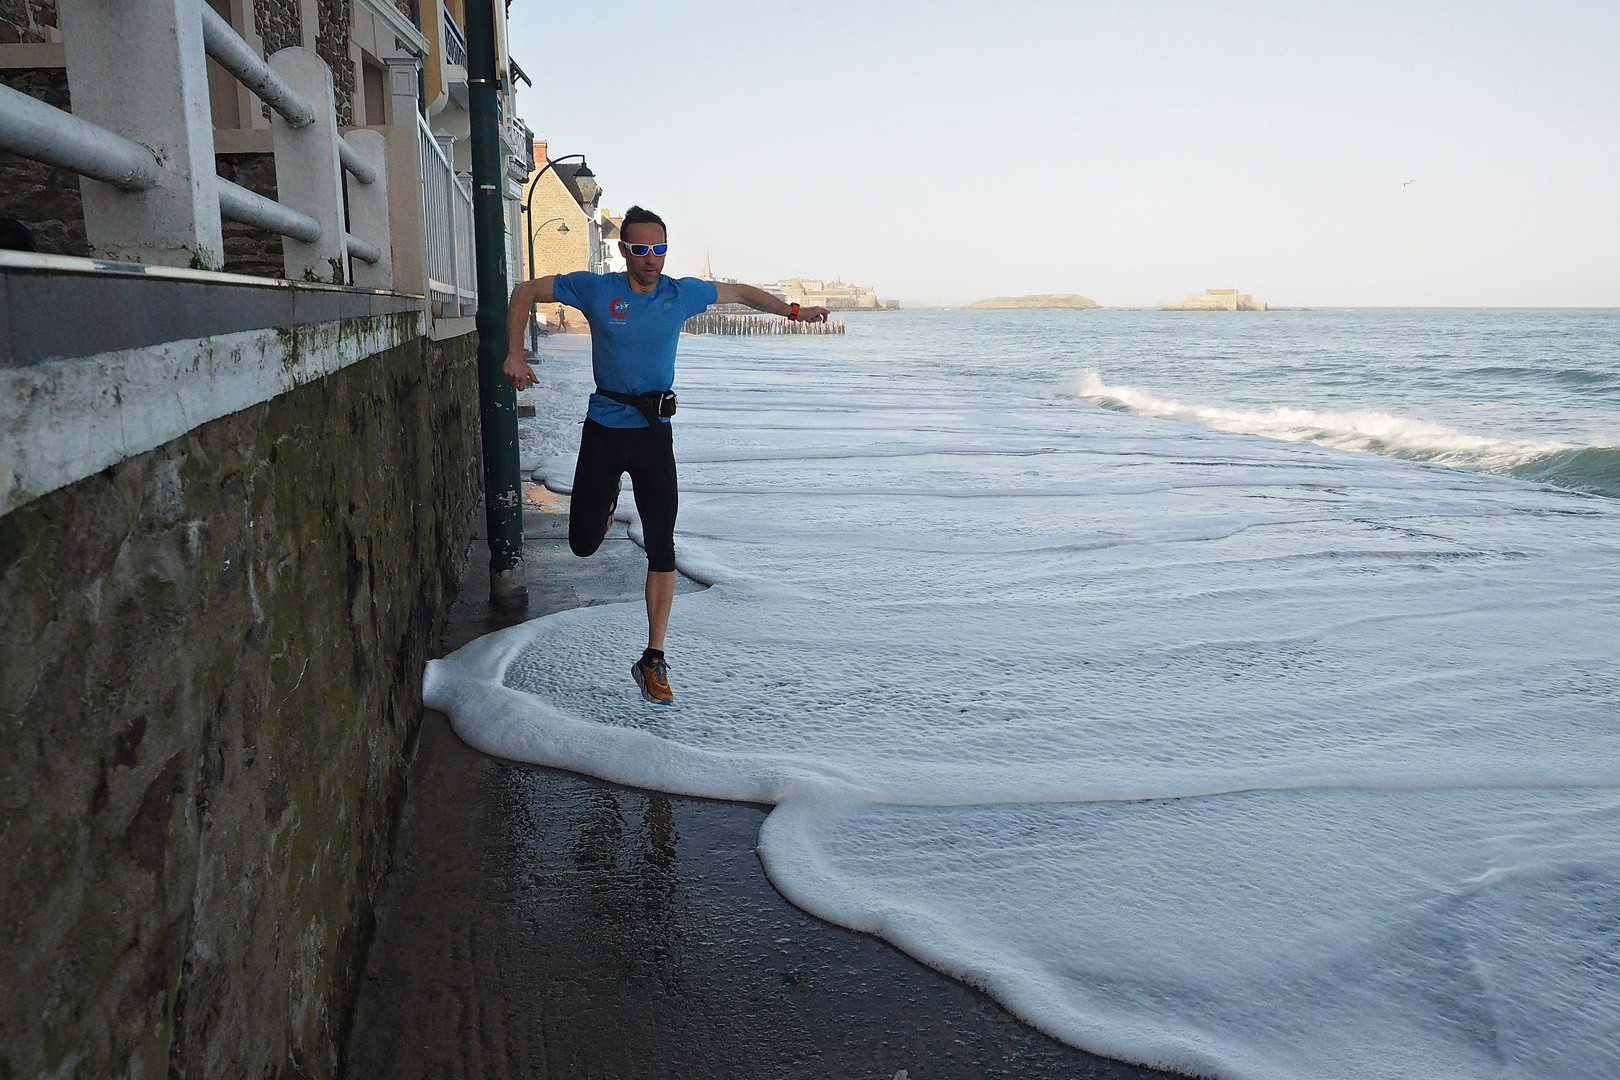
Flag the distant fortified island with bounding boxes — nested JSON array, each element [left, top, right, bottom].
[[967, 294, 1099, 309], [764, 276, 899, 311], [700, 255, 898, 310], [1162, 288, 1268, 311]]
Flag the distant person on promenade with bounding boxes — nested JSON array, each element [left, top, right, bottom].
[[503, 205, 828, 705]]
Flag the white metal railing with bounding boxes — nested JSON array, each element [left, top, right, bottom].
[[453, 175, 475, 299], [0, 0, 389, 280], [418, 110, 476, 312]]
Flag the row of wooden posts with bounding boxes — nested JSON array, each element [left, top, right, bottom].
[[683, 312, 846, 336]]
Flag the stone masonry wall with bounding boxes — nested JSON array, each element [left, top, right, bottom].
[[316, 0, 354, 127], [0, 0, 55, 43], [0, 329, 481, 1080], [253, 0, 302, 55]]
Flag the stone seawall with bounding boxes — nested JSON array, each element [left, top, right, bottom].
[[0, 330, 480, 1079]]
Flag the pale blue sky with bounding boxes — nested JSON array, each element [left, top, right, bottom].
[[508, 1, 1618, 306]]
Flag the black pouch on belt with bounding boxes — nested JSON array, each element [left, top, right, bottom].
[[596, 387, 677, 427]]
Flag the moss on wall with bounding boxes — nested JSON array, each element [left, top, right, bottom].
[[0, 328, 480, 1080]]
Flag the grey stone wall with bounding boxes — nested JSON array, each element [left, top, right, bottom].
[[253, 0, 302, 55], [0, 0, 54, 43], [0, 329, 482, 1080], [0, 69, 90, 256], [316, 0, 354, 126]]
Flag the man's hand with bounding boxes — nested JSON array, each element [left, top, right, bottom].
[[505, 276, 558, 378], [796, 305, 831, 323], [504, 351, 538, 391]]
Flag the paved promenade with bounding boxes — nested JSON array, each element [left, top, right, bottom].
[[344, 487, 1179, 1080]]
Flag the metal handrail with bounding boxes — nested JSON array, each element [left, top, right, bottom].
[[200, 5, 313, 128], [213, 180, 378, 265], [337, 140, 376, 185], [216, 176, 321, 242], [345, 233, 381, 264], [200, 7, 373, 186], [4, 9, 399, 281], [0, 82, 158, 191]]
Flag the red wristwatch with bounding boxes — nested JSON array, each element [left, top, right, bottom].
[[788, 302, 801, 321]]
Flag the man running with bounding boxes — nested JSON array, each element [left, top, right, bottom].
[[504, 206, 828, 705]]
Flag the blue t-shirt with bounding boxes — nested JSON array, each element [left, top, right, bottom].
[[552, 271, 719, 427]]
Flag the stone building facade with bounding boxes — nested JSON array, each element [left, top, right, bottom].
[[520, 138, 611, 333]]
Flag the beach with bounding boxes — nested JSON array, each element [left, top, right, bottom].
[[417, 317, 1617, 1078], [345, 487, 1177, 1079]]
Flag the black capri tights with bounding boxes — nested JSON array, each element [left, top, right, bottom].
[[568, 418, 678, 572]]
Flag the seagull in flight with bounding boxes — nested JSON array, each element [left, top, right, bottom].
[[1403, 179, 1417, 187]]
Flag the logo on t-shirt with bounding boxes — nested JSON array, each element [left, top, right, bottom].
[[609, 296, 628, 319]]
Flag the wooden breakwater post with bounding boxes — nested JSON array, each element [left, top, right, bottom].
[[683, 312, 846, 336]]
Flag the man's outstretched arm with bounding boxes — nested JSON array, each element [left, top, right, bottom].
[[504, 276, 557, 390], [713, 283, 830, 322]]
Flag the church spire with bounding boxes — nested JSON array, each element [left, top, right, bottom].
[[702, 249, 713, 281]]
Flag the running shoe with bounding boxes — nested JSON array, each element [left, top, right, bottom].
[[632, 655, 674, 705]]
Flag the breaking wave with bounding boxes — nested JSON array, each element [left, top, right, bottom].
[[1066, 371, 1617, 498]]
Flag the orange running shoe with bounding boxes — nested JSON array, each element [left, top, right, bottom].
[[632, 655, 674, 705]]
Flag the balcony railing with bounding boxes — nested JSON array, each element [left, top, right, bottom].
[[420, 113, 476, 313], [443, 11, 468, 67]]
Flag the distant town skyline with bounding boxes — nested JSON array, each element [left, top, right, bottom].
[[509, 1, 1619, 308]]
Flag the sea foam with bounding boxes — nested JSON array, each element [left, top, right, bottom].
[[437, 333, 1620, 1079], [1067, 369, 1577, 473]]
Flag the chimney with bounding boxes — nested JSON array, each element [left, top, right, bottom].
[[532, 139, 547, 171]]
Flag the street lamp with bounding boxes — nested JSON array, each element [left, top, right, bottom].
[[526, 218, 569, 348], [522, 153, 591, 285], [532, 217, 570, 241], [520, 153, 591, 351]]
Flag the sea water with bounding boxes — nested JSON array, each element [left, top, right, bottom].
[[428, 309, 1620, 1079]]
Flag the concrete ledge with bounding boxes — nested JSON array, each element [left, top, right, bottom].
[[428, 314, 477, 340], [1, 305, 424, 516], [0, 250, 424, 366]]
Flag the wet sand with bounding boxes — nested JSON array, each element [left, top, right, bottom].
[[345, 490, 1184, 1080]]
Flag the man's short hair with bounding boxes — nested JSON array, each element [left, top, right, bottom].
[[621, 205, 666, 240]]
